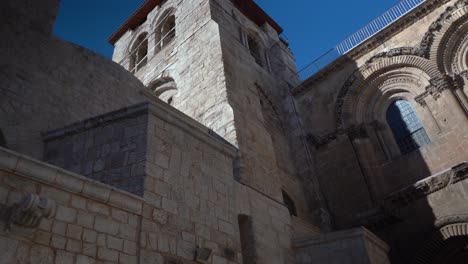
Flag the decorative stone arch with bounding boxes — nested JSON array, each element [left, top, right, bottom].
[[151, 7, 177, 54], [147, 75, 178, 105], [126, 24, 151, 54], [336, 54, 438, 130], [127, 29, 150, 73], [428, 2, 468, 75], [412, 218, 468, 264]]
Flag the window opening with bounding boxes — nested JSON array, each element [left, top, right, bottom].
[[282, 190, 297, 216], [386, 100, 430, 155]]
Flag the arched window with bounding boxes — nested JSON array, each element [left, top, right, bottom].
[[386, 100, 430, 155], [282, 190, 297, 217], [155, 14, 176, 54], [129, 33, 148, 73], [148, 77, 177, 105]]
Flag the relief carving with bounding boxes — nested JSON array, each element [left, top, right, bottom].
[[384, 162, 468, 209]]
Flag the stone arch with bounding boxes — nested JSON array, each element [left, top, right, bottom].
[[336, 54, 437, 130], [412, 219, 468, 264], [128, 31, 150, 73], [152, 7, 176, 54], [147, 76, 178, 105], [429, 3, 468, 75]]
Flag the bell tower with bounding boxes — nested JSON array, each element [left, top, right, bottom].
[[110, 0, 323, 231]]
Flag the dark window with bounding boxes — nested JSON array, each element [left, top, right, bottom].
[[0, 129, 6, 148], [386, 100, 430, 155], [130, 33, 148, 73], [282, 190, 297, 217], [238, 215, 256, 264], [247, 35, 263, 66]]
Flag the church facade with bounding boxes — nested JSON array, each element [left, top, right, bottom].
[[0, 0, 467, 263]]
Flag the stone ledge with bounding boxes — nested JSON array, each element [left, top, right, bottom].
[[42, 103, 149, 141], [292, 227, 390, 253], [0, 147, 143, 214], [141, 90, 239, 158]]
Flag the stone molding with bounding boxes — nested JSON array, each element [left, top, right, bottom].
[[334, 54, 436, 130], [291, 0, 451, 95], [414, 74, 456, 104], [306, 122, 382, 149], [0, 147, 144, 214], [140, 91, 239, 158], [384, 162, 468, 209]]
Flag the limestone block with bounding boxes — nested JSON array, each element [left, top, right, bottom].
[[140, 249, 163, 264], [152, 208, 168, 225], [51, 235, 67, 249], [55, 250, 74, 264], [162, 197, 178, 214], [30, 245, 54, 264], [107, 235, 124, 251], [83, 229, 98, 243], [52, 221, 67, 235], [67, 224, 83, 240], [83, 242, 97, 257], [177, 240, 196, 260], [56, 206, 77, 223], [77, 213, 95, 229], [119, 253, 138, 264], [94, 216, 119, 236], [67, 239, 83, 253], [76, 255, 95, 264], [82, 181, 111, 202], [97, 247, 119, 262], [123, 240, 138, 255]]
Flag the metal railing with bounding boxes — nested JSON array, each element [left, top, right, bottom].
[[298, 0, 427, 80]]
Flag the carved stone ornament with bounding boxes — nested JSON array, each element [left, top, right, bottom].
[[418, 0, 468, 58], [5, 193, 56, 231], [384, 162, 468, 209]]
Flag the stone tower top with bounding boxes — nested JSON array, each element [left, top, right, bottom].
[[108, 0, 283, 45]]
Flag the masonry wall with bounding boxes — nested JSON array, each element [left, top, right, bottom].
[[291, 0, 468, 228], [43, 104, 149, 196], [0, 0, 147, 159], [112, 0, 236, 145], [210, 0, 322, 227], [111, 0, 322, 230], [0, 147, 144, 264]]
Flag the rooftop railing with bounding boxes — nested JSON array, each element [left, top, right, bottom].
[[297, 0, 427, 80]]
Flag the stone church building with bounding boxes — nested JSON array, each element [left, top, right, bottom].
[[1, 0, 467, 263]]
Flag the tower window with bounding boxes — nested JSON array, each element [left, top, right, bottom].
[[241, 30, 264, 66], [386, 100, 430, 155], [282, 190, 297, 217], [155, 14, 176, 54], [247, 35, 263, 66], [130, 33, 148, 73]]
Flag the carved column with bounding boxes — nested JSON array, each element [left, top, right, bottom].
[[453, 72, 468, 115]]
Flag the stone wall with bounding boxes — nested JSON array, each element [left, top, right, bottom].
[[0, 0, 146, 160], [0, 147, 143, 264], [291, 0, 468, 228], [8, 95, 296, 264], [111, 0, 322, 231], [43, 104, 149, 196]]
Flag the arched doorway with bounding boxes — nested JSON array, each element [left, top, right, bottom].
[[413, 223, 468, 264]]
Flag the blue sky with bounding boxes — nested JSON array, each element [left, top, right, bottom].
[[53, 0, 401, 70]]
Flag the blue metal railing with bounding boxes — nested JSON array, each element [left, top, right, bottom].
[[298, 0, 427, 80]]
